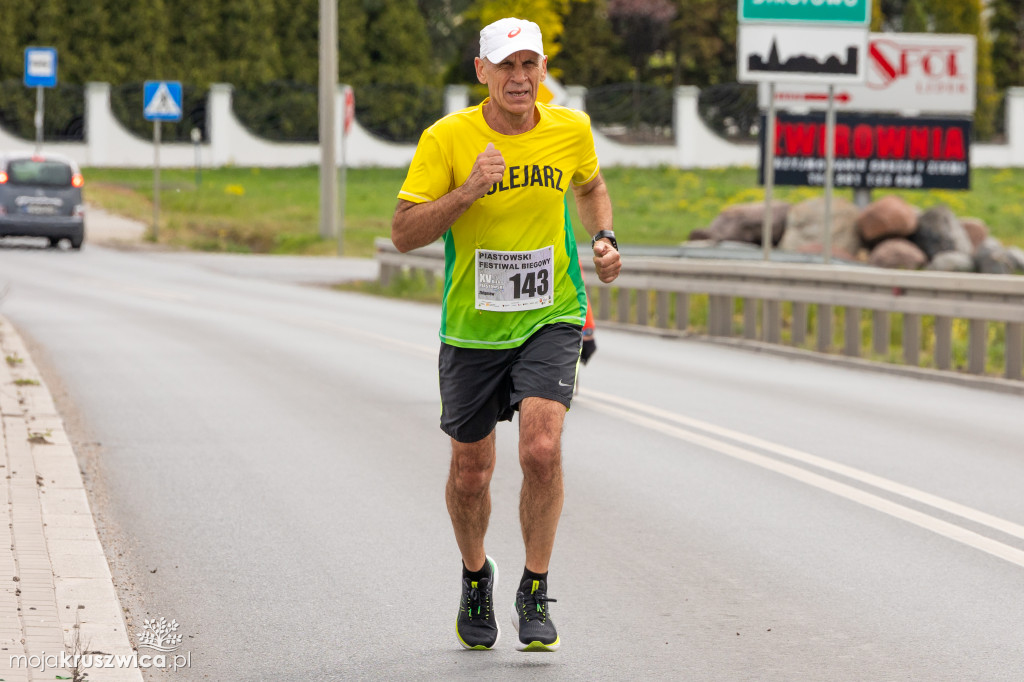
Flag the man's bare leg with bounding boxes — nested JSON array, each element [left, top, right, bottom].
[[518, 397, 566, 573], [446, 430, 497, 572]]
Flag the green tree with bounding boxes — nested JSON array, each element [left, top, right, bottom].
[[556, 0, 631, 86], [0, 0, 30, 80], [339, 0, 370, 87], [361, 0, 442, 140], [33, 0, 69, 54], [901, 0, 929, 31], [60, 3, 118, 84], [168, 1, 222, 85], [216, 0, 283, 85], [607, 0, 676, 84], [104, 0, 172, 82], [990, 0, 1024, 89], [669, 0, 736, 87], [273, 0, 317, 84], [364, 0, 437, 86], [870, 1, 885, 31], [419, 0, 473, 75]]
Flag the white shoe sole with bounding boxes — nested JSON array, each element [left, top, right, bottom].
[[510, 600, 560, 652]]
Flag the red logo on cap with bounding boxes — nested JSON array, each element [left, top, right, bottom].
[[508, 27, 521, 38]]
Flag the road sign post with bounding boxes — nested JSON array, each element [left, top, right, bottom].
[[24, 48, 58, 154], [35, 87, 44, 153], [153, 120, 161, 241], [338, 87, 355, 256], [824, 86, 837, 264], [762, 83, 776, 261], [738, 0, 870, 263], [143, 81, 184, 242], [191, 127, 202, 187]]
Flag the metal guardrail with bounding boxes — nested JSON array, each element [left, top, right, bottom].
[[375, 237, 1024, 382]]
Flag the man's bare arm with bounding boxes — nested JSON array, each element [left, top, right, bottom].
[[391, 143, 505, 253], [391, 190, 474, 253], [572, 173, 621, 283]]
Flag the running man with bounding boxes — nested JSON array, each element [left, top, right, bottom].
[[391, 16, 621, 652]]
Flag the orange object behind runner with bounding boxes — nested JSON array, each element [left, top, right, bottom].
[[581, 287, 596, 364]]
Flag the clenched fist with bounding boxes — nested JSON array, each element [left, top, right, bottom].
[[463, 142, 505, 200], [593, 239, 621, 283]]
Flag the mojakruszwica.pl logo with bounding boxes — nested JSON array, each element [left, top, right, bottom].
[[7, 614, 192, 673]]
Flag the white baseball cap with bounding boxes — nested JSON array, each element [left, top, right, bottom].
[[479, 18, 544, 64]]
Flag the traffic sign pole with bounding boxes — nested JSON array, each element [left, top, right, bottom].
[[153, 121, 161, 241], [338, 130, 346, 256], [338, 87, 354, 257], [34, 87, 43, 154], [823, 85, 836, 265], [762, 82, 777, 262]]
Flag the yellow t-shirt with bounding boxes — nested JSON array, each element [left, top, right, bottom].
[[398, 99, 599, 349]]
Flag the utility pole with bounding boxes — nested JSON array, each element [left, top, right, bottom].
[[319, 0, 338, 240]]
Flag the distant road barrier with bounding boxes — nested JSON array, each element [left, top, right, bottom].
[[375, 238, 1024, 384]]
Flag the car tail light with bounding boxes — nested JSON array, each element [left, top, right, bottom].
[[73, 204, 85, 217], [71, 173, 84, 188], [0, 172, 7, 184]]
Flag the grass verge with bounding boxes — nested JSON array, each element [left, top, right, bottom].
[[84, 166, 1024, 256]]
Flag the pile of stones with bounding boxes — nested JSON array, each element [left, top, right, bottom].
[[690, 196, 1024, 274]]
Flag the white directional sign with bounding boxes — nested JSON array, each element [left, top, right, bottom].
[[739, 24, 868, 84], [758, 33, 976, 114], [143, 81, 183, 122]]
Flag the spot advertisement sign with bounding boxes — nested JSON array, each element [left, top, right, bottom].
[[758, 33, 976, 114]]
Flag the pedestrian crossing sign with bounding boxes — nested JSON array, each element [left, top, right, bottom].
[[143, 81, 183, 122]]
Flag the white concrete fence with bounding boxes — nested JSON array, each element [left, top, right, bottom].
[[2, 82, 1022, 170]]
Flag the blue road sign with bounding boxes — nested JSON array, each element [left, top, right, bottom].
[[24, 48, 58, 88], [143, 81, 183, 122]]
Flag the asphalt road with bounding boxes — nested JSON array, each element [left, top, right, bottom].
[[1, 241, 1023, 681]]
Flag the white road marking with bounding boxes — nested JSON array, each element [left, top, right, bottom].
[[581, 388, 1024, 542], [577, 391, 1024, 570]]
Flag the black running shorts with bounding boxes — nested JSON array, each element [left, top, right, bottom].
[[438, 323, 583, 443]]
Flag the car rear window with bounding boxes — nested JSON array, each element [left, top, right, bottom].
[[7, 159, 73, 187]]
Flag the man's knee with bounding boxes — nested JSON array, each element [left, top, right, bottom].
[[450, 436, 496, 495], [519, 430, 561, 482]]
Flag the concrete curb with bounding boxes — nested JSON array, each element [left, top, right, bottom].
[[0, 316, 142, 681]]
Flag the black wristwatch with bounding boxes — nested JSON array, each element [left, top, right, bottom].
[[591, 230, 617, 250]]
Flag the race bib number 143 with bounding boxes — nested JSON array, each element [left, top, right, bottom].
[[475, 246, 555, 311]]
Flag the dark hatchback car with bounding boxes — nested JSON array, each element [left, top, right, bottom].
[[0, 152, 85, 249]]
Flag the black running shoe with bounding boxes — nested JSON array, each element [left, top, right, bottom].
[[512, 578, 559, 652], [456, 556, 499, 650]]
